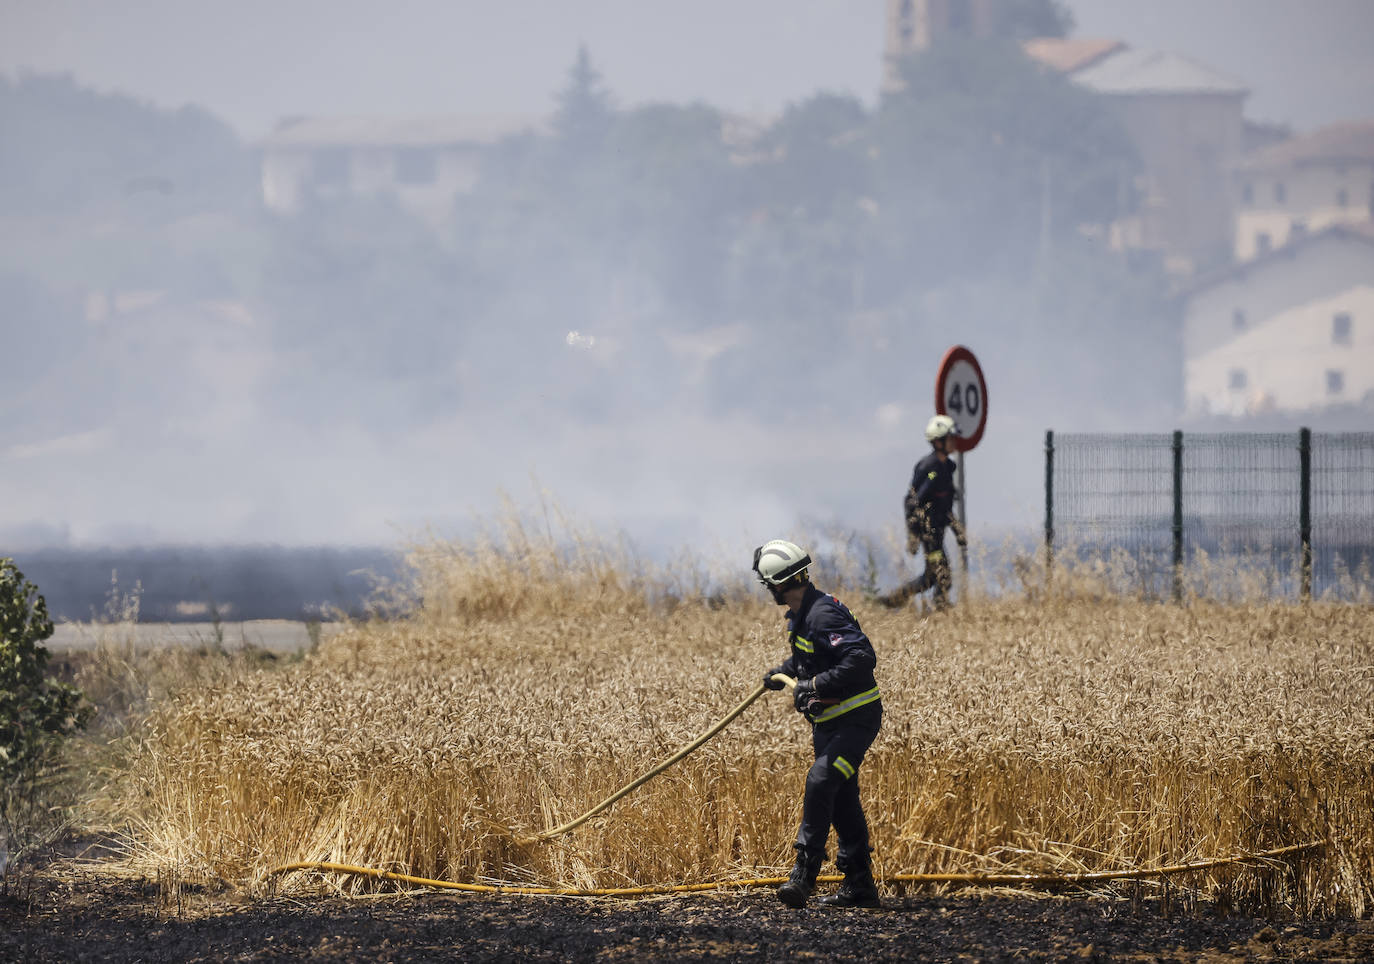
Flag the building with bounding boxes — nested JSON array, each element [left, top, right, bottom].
[[882, 0, 999, 91], [257, 110, 776, 223], [884, 3, 1251, 275], [1232, 120, 1374, 263], [1180, 223, 1374, 417], [1020, 36, 1123, 74], [258, 114, 541, 225], [1024, 42, 1250, 274]]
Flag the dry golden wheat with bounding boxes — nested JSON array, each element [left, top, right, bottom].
[[115, 528, 1374, 916]]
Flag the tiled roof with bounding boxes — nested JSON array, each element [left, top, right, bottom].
[[1072, 48, 1249, 96], [260, 114, 544, 149], [1236, 120, 1374, 171], [1180, 222, 1374, 297], [1022, 37, 1125, 74]]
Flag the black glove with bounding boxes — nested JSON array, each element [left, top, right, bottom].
[[793, 678, 819, 714], [763, 669, 786, 691], [952, 520, 968, 549]]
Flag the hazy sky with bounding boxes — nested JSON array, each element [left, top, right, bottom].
[[3, 0, 1371, 553], [2, 1, 1372, 138]]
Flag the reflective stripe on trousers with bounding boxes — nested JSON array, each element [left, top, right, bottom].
[[796, 700, 882, 863]]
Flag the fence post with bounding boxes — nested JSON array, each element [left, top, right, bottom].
[[1299, 426, 1312, 601], [1172, 430, 1184, 603], [1044, 430, 1054, 579]]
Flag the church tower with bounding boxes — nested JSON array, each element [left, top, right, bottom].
[[883, 0, 1000, 91]]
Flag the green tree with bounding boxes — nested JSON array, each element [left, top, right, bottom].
[[262, 195, 473, 428], [0, 72, 256, 216], [757, 92, 871, 215], [504, 45, 625, 326], [1, 558, 90, 887], [729, 93, 875, 324], [604, 102, 740, 316], [993, 0, 1074, 40], [551, 45, 615, 165], [870, 37, 1138, 293]]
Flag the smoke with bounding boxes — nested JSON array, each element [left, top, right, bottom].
[[1, 1, 1367, 577]]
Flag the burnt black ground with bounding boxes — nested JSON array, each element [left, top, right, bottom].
[[3, 871, 1373, 963]]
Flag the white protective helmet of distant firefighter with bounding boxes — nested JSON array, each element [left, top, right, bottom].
[[925, 414, 958, 443], [752, 539, 812, 589]]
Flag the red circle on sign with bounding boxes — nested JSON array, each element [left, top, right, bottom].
[[934, 345, 988, 452]]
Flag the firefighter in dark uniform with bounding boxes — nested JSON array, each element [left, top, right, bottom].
[[754, 539, 883, 909], [876, 414, 967, 610]]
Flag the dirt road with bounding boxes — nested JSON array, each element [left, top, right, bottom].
[[45, 620, 340, 654]]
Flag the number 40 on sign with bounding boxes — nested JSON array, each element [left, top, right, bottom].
[[934, 345, 988, 452]]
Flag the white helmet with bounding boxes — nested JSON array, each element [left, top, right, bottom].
[[753, 539, 812, 588], [925, 414, 958, 443]]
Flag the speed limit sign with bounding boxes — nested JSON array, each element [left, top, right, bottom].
[[935, 345, 987, 452]]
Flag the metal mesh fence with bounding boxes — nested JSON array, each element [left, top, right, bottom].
[[1182, 433, 1303, 596], [1314, 433, 1374, 592], [1047, 433, 1175, 597], [1047, 431, 1374, 600]]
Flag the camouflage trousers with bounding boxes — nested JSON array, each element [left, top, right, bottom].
[[878, 524, 952, 608]]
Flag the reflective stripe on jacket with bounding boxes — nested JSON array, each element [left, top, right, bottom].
[[776, 585, 881, 724]]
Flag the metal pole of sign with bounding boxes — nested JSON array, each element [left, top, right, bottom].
[[957, 450, 968, 576]]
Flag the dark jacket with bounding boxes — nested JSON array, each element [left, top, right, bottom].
[[905, 451, 957, 530], [775, 585, 881, 724]]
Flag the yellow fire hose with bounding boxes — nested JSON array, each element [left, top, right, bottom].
[[513, 676, 789, 846], [268, 675, 1326, 897], [270, 842, 1323, 897]]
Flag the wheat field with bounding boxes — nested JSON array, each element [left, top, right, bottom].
[[113, 526, 1374, 917]]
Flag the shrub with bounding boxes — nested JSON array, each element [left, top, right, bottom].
[[0, 557, 91, 889]]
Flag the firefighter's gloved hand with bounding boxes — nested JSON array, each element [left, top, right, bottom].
[[952, 521, 968, 549], [763, 669, 787, 691], [793, 678, 820, 714]]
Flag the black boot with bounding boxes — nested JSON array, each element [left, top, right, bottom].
[[820, 853, 880, 909], [873, 580, 917, 610], [776, 852, 824, 908]]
